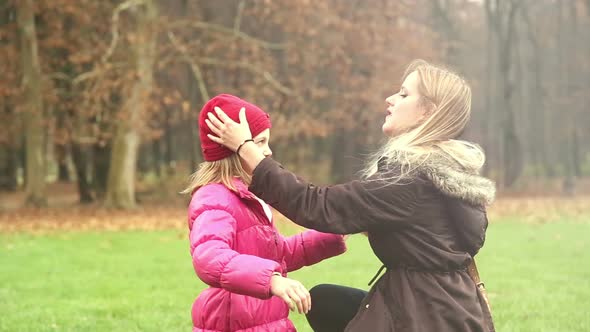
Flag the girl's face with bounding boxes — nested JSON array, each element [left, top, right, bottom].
[[238, 128, 271, 175], [251, 128, 272, 157], [382, 71, 429, 137]]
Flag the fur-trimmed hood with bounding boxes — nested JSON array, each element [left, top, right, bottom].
[[380, 154, 496, 206], [417, 155, 496, 206]]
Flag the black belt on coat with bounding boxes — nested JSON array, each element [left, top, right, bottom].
[[367, 263, 469, 286]]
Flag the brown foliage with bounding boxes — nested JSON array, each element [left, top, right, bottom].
[[1, 0, 439, 150]]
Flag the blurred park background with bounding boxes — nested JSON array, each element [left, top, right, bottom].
[[1, 0, 589, 331]]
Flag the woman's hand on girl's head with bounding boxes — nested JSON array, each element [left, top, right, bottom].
[[270, 275, 312, 314], [206, 106, 267, 172], [205, 106, 253, 151]]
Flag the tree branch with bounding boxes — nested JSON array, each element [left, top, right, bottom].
[[234, 0, 245, 33], [520, 2, 539, 50], [160, 38, 299, 99], [73, 0, 143, 85], [102, 0, 145, 64], [165, 34, 296, 97], [197, 57, 294, 96], [167, 21, 287, 50], [167, 32, 209, 101], [72, 62, 128, 85]]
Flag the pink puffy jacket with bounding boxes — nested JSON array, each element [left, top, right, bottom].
[[188, 179, 347, 332]]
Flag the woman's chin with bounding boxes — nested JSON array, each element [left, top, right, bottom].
[[382, 124, 396, 137]]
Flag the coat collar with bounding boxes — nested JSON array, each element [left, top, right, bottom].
[[232, 178, 256, 200], [379, 154, 496, 206], [232, 177, 273, 223], [417, 154, 495, 206]]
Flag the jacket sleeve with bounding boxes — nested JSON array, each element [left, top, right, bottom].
[[189, 209, 282, 299], [249, 158, 417, 234], [281, 231, 347, 272]]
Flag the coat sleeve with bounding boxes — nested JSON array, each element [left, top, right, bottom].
[[249, 158, 418, 234], [189, 209, 282, 299], [281, 231, 346, 272]]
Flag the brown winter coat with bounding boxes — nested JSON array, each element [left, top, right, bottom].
[[249, 156, 496, 332]]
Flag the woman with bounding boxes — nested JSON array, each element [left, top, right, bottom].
[[205, 60, 496, 331], [185, 94, 347, 332]]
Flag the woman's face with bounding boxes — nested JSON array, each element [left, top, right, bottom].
[[382, 71, 429, 137]]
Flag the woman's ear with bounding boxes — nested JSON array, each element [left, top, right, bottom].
[[419, 99, 435, 122]]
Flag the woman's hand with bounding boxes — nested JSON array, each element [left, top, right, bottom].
[[270, 275, 311, 314], [206, 106, 267, 172], [205, 106, 253, 152]]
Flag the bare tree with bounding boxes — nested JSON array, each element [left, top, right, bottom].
[[105, 0, 158, 208], [17, 0, 47, 206], [520, 2, 554, 177], [485, 0, 523, 188]]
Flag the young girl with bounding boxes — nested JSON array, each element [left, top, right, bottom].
[[183, 94, 347, 332]]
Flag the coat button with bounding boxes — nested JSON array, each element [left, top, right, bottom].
[[365, 304, 370, 309]]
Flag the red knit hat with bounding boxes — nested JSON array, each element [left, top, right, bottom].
[[198, 94, 271, 161]]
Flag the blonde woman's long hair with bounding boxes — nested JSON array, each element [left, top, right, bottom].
[[181, 153, 251, 195], [362, 59, 485, 182]]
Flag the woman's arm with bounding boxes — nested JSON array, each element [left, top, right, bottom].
[[205, 107, 417, 234], [250, 158, 417, 234]]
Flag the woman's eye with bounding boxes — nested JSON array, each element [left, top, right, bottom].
[[399, 94, 407, 98]]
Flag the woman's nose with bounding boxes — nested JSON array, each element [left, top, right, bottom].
[[385, 95, 395, 106]]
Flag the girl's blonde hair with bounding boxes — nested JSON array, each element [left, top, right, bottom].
[[181, 153, 251, 195], [362, 59, 485, 181]]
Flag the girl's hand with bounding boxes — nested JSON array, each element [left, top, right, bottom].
[[270, 275, 311, 314], [205, 106, 253, 152]]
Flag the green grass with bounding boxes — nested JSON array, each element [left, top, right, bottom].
[[1, 220, 589, 332]]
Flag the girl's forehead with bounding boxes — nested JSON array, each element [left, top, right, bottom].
[[254, 128, 270, 138]]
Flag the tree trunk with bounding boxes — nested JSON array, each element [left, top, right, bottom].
[[186, 63, 202, 172], [137, 142, 151, 178], [106, 126, 140, 208], [0, 145, 18, 191], [500, 5, 522, 187], [164, 107, 175, 174], [487, 0, 523, 188], [482, 0, 497, 178], [572, 128, 582, 178], [0, 102, 18, 191], [17, 0, 46, 207], [430, 0, 460, 67], [521, 7, 554, 177], [71, 94, 100, 202], [105, 0, 157, 209], [56, 144, 70, 182], [71, 142, 93, 203], [566, 0, 582, 179], [7, 145, 18, 190], [152, 139, 162, 177], [93, 143, 110, 200]]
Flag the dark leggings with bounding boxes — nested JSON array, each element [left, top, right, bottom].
[[305, 284, 368, 332]]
